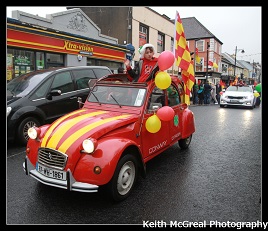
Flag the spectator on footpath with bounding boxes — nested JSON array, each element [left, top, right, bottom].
[[215, 82, 222, 104], [192, 81, 199, 105], [210, 83, 218, 104], [124, 43, 159, 82], [197, 86, 204, 105], [203, 80, 212, 105]]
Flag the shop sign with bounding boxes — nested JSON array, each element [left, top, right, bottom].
[[14, 55, 31, 65], [64, 41, 93, 54]]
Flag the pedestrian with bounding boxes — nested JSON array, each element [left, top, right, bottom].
[[124, 43, 159, 82], [192, 81, 199, 105], [215, 82, 222, 104], [203, 80, 212, 105], [197, 86, 204, 105], [210, 83, 218, 104]]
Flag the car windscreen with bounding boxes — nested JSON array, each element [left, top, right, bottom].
[[87, 85, 146, 106], [226, 86, 252, 92], [7, 71, 53, 97]]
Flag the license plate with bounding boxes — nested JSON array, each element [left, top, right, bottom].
[[230, 99, 239, 102], [36, 162, 66, 181]]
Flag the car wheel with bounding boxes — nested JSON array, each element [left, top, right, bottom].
[[107, 154, 138, 202], [17, 117, 40, 146], [178, 135, 192, 150]]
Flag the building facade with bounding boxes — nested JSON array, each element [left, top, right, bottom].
[[7, 8, 134, 81], [69, 7, 223, 84]]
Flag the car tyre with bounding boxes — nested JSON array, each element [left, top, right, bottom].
[[106, 154, 138, 202], [17, 117, 40, 146], [178, 135, 192, 150]]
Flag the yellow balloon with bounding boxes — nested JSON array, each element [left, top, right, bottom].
[[145, 115, 161, 133], [254, 92, 260, 97], [155, 71, 171, 89]]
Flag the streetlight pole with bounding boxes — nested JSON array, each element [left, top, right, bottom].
[[194, 41, 197, 75], [234, 46, 245, 78], [234, 46, 237, 78], [206, 42, 210, 81]]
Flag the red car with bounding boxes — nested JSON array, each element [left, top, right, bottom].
[[23, 73, 195, 202]]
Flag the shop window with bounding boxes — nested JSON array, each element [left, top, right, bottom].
[[36, 52, 45, 70], [7, 49, 35, 80], [46, 53, 64, 68]]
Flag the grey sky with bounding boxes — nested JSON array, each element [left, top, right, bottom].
[[7, 6, 262, 64]]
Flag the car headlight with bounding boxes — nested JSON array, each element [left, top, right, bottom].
[[7, 107, 11, 116], [28, 127, 41, 140], [82, 138, 98, 154]]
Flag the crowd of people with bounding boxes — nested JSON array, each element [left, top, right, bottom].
[[191, 80, 222, 106], [116, 43, 261, 107]]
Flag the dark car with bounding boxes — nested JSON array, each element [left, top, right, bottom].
[[7, 66, 112, 146]]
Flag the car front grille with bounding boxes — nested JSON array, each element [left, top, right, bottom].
[[228, 96, 244, 99], [38, 148, 68, 170]]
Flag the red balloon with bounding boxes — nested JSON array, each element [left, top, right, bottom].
[[158, 51, 175, 71], [156, 106, 175, 121]]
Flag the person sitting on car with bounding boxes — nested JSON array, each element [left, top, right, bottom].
[[124, 43, 159, 82]]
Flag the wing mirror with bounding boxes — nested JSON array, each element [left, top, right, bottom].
[[77, 97, 84, 108]]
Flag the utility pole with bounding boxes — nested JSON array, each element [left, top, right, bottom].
[[234, 46, 245, 78], [206, 42, 210, 81]]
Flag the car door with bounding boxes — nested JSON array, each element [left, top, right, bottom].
[[166, 83, 183, 146], [39, 70, 78, 123], [73, 68, 97, 103], [140, 86, 170, 160]]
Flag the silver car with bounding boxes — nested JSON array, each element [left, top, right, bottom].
[[220, 85, 256, 109]]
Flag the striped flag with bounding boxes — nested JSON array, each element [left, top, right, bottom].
[[195, 48, 201, 63], [209, 60, 218, 68], [173, 11, 195, 105]]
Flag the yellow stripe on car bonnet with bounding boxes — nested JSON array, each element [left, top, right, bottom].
[[57, 114, 131, 153], [45, 111, 108, 148], [41, 109, 105, 147]]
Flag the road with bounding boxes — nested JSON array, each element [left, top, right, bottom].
[[7, 104, 262, 225]]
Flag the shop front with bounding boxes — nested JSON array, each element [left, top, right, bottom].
[[194, 71, 222, 84], [7, 18, 133, 81]]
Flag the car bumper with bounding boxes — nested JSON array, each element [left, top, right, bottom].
[[220, 99, 254, 107], [23, 156, 99, 193]]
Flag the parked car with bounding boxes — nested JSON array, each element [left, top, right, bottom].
[[7, 66, 112, 145], [23, 73, 196, 202], [219, 85, 256, 109]]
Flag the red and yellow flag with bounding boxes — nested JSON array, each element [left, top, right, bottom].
[[195, 48, 201, 63], [209, 60, 218, 68], [173, 11, 195, 105], [208, 61, 214, 66]]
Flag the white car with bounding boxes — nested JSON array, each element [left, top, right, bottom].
[[220, 85, 256, 109]]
